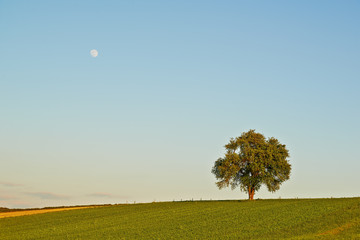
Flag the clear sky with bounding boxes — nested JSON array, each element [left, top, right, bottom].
[[1, 0, 359, 208]]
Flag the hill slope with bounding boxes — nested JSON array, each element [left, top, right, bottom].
[[1, 198, 359, 239]]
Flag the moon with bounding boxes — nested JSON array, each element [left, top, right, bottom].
[[90, 49, 98, 58]]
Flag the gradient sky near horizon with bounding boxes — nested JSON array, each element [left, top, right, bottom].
[[1, 0, 359, 208]]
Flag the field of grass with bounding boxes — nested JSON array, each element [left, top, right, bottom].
[[1, 198, 359, 239]]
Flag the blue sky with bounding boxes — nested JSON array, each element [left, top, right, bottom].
[[1, 0, 359, 208]]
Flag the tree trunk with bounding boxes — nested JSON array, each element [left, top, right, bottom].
[[248, 187, 255, 200]]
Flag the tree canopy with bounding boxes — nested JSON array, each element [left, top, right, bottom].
[[212, 130, 291, 200]]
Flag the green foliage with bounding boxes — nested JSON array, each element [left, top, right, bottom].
[[212, 130, 291, 199], [0, 207, 11, 213], [1, 198, 359, 239]]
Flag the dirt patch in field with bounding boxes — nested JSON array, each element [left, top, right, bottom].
[[0, 206, 92, 219], [318, 219, 360, 236]]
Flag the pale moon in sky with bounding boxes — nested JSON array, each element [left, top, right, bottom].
[[90, 49, 98, 57]]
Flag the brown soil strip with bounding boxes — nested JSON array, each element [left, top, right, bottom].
[[318, 219, 360, 236], [0, 206, 92, 219]]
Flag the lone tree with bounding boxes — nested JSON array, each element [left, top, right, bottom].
[[212, 130, 291, 200]]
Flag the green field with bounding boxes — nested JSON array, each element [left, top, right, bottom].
[[1, 198, 359, 239]]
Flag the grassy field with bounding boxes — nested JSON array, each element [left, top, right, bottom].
[[1, 198, 359, 239]]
